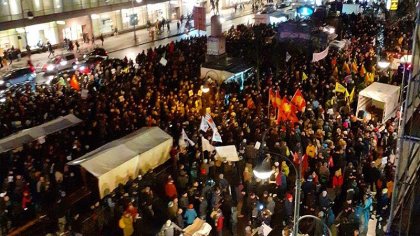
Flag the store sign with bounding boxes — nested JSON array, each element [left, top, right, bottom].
[[129, 14, 138, 26], [193, 6, 206, 31]]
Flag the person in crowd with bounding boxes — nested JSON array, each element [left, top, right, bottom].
[[0, 11, 411, 236]]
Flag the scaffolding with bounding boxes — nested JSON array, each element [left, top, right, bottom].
[[387, 3, 420, 235]]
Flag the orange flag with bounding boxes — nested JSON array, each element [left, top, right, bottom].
[[275, 91, 282, 108], [351, 61, 358, 73], [343, 62, 351, 75], [288, 110, 299, 124], [279, 97, 293, 120], [247, 98, 255, 109], [359, 64, 366, 77], [291, 89, 306, 112], [70, 75, 80, 91], [332, 67, 339, 77]]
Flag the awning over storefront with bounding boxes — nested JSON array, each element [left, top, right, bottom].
[[68, 127, 173, 198], [0, 114, 82, 154]]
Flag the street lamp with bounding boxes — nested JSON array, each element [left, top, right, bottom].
[[253, 155, 273, 180], [258, 128, 303, 236], [296, 215, 333, 235], [131, 0, 143, 43], [201, 85, 210, 93]]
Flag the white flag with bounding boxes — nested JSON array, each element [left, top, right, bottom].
[[286, 52, 291, 62], [204, 113, 217, 130], [201, 137, 215, 152], [182, 129, 195, 146], [212, 130, 223, 143], [200, 116, 209, 132]]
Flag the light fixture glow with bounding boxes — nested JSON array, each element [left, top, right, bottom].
[[253, 169, 274, 180], [253, 156, 273, 180], [201, 85, 210, 93]]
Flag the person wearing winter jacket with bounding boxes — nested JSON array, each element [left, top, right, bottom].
[[183, 204, 197, 226]]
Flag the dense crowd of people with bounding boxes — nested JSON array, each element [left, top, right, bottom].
[[0, 10, 415, 236]]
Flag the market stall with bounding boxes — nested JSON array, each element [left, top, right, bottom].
[[356, 82, 400, 123], [0, 114, 82, 154], [68, 127, 173, 198]]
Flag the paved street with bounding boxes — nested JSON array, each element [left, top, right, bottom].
[[0, 8, 254, 84]]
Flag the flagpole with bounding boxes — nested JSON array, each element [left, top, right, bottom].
[[267, 92, 270, 122]]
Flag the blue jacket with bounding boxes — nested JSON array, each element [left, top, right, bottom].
[[184, 209, 197, 225]]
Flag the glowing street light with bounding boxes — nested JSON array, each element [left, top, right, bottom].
[[253, 156, 273, 180], [201, 85, 210, 93]]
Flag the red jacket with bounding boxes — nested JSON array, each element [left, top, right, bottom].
[[216, 216, 224, 231], [165, 182, 178, 199], [332, 175, 343, 188]]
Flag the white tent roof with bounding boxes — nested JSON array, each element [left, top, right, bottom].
[[0, 114, 82, 153], [68, 127, 172, 177], [359, 82, 400, 102]]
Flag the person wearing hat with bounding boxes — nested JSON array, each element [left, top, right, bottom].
[[284, 193, 294, 220], [159, 219, 183, 236], [183, 204, 197, 226]]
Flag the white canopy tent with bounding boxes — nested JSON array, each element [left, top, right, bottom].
[[356, 82, 400, 123], [68, 127, 173, 198], [0, 114, 82, 153]]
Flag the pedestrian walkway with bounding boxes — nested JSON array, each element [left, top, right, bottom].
[[0, 6, 252, 78]]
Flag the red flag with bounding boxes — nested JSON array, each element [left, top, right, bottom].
[[288, 110, 299, 124], [291, 89, 306, 112], [279, 97, 293, 120], [275, 91, 282, 108], [247, 97, 255, 109], [70, 75, 80, 91]]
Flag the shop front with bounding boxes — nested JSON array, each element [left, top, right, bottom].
[[147, 2, 170, 23], [0, 22, 59, 51]]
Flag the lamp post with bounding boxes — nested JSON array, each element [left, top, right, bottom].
[[296, 215, 333, 235], [131, 0, 144, 43], [19, 0, 34, 49], [255, 128, 302, 234], [377, 59, 391, 82]]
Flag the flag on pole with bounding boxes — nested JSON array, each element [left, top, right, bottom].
[[286, 52, 291, 62], [349, 87, 355, 103], [343, 62, 351, 75], [247, 97, 255, 109], [345, 89, 350, 98], [204, 113, 217, 130], [291, 89, 306, 112], [279, 97, 293, 120], [70, 75, 80, 91], [200, 116, 209, 132], [302, 72, 308, 81], [182, 129, 195, 146], [359, 64, 366, 77], [335, 82, 347, 93], [212, 130, 223, 143], [269, 88, 276, 108], [201, 136, 215, 152], [351, 61, 358, 73]]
